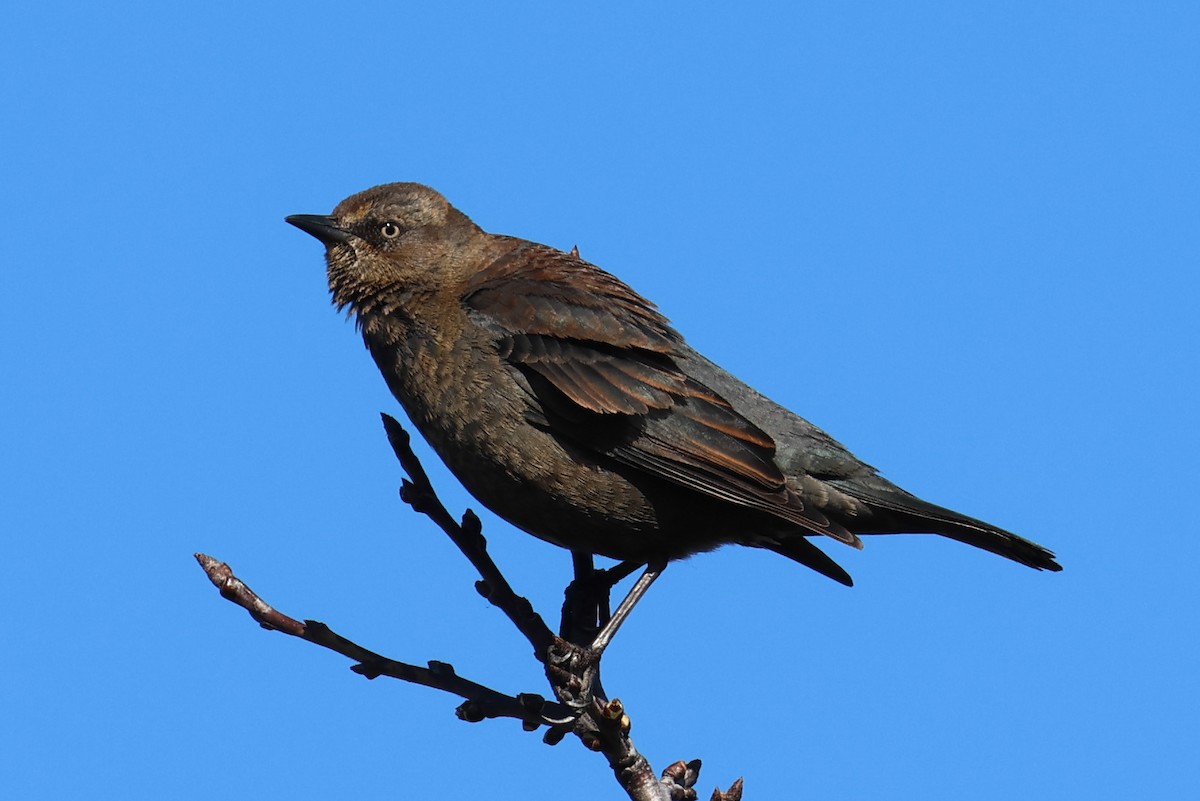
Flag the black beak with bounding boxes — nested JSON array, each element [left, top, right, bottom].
[[285, 214, 353, 246]]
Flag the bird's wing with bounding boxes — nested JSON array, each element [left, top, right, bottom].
[[462, 242, 861, 548], [678, 347, 1061, 572]]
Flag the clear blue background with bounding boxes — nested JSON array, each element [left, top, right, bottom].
[[3, 3, 1196, 798]]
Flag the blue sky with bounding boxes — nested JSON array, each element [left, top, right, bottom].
[[3, 2, 1196, 798]]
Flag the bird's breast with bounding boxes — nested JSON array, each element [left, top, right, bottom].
[[360, 316, 683, 558]]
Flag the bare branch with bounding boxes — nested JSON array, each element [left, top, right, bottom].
[[196, 414, 744, 798], [194, 553, 569, 727]]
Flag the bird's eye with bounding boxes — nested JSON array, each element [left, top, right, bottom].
[[381, 221, 401, 239]]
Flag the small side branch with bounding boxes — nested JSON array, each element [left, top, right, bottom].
[[381, 413, 556, 659], [194, 553, 569, 727]]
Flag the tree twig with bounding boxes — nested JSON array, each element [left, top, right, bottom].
[[196, 414, 744, 800], [380, 413, 556, 660], [193, 553, 570, 726]]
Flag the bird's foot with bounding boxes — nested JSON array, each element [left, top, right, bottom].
[[545, 635, 603, 713]]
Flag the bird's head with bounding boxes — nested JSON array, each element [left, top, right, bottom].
[[287, 182, 484, 316]]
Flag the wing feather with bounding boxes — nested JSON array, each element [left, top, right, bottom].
[[464, 242, 862, 548]]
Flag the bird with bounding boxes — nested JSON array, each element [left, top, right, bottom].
[[286, 182, 1061, 587]]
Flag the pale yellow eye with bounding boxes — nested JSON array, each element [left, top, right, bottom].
[[381, 221, 401, 238]]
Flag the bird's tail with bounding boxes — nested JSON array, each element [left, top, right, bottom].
[[828, 477, 1062, 572]]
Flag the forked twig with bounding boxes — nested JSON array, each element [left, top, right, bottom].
[[197, 413, 743, 800]]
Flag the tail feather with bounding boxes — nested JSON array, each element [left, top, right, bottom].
[[762, 536, 854, 586], [829, 478, 1062, 572]]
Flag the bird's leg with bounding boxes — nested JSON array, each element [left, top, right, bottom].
[[559, 551, 603, 644], [593, 559, 644, 610], [546, 552, 606, 722], [588, 560, 665, 658], [547, 558, 664, 724], [559, 555, 651, 641]]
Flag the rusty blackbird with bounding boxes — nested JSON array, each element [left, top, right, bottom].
[[287, 183, 1060, 586]]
